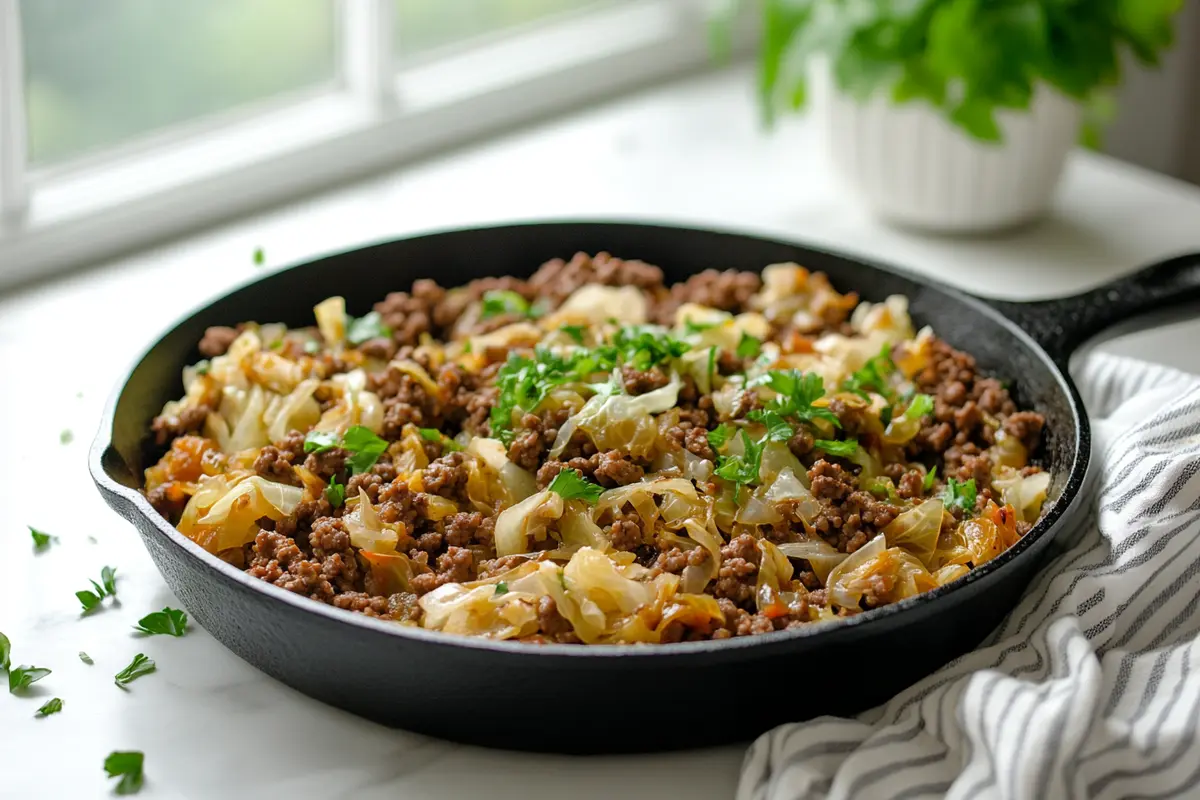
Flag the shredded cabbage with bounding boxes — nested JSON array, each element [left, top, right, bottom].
[[777, 539, 848, 584], [314, 296, 347, 347], [178, 474, 304, 553], [882, 499, 945, 567], [494, 489, 564, 556], [549, 374, 682, 459]]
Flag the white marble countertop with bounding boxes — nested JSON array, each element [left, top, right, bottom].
[[2, 65, 1199, 799]]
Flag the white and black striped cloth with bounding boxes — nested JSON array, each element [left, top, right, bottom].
[[739, 354, 1200, 800]]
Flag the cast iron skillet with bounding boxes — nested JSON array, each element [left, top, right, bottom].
[[90, 222, 1200, 753]]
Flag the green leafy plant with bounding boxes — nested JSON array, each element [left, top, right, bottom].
[[718, 0, 1184, 144]]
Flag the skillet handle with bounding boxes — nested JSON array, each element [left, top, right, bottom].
[[982, 252, 1200, 366]]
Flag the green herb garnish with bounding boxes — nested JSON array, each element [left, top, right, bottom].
[[347, 311, 393, 345], [613, 325, 690, 371], [494, 582, 509, 596], [923, 466, 938, 492], [77, 590, 103, 613], [114, 654, 156, 688], [559, 324, 586, 344], [736, 332, 761, 359], [842, 344, 896, 400], [342, 425, 389, 474], [748, 409, 793, 442], [60, 429, 73, 445], [9, 665, 51, 693], [490, 348, 613, 444], [29, 526, 52, 549], [0, 631, 9, 670], [325, 475, 345, 508], [904, 393, 935, 421], [683, 319, 717, 334], [101, 565, 117, 597], [714, 430, 765, 493], [302, 430, 339, 454], [104, 751, 145, 795], [814, 439, 859, 458], [419, 428, 463, 452], [548, 469, 605, 504], [943, 477, 978, 515], [134, 607, 188, 637], [751, 369, 840, 427], [36, 697, 63, 717], [79, 652, 93, 665], [708, 423, 734, 450], [77, 566, 118, 612], [252, 247, 265, 266], [480, 290, 532, 319]]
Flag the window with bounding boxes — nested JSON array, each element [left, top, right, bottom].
[[0, 0, 726, 289]]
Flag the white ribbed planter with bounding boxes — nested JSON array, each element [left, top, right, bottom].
[[815, 72, 1083, 233]]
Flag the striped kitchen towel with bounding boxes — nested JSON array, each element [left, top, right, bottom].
[[739, 354, 1200, 800]]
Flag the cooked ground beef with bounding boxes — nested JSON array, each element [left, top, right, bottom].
[[144, 253, 1051, 644]]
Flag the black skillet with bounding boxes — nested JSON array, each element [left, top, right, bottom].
[[90, 222, 1200, 753]]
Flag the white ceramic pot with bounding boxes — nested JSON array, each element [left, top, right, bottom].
[[815, 72, 1083, 233]]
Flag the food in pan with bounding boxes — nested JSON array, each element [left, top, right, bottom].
[[143, 253, 1050, 644]]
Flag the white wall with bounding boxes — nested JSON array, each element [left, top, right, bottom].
[[1105, 0, 1200, 184]]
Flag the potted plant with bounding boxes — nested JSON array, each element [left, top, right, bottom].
[[719, 0, 1186, 232]]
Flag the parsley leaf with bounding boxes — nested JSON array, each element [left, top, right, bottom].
[[814, 439, 859, 458], [842, 343, 896, 399], [494, 582, 509, 596], [0, 631, 9, 670], [490, 347, 616, 443], [923, 466, 938, 492], [29, 526, 52, 549], [419, 428, 462, 452], [104, 751, 145, 795], [36, 697, 63, 717], [708, 423, 734, 450], [324, 475, 345, 508], [747, 409, 793, 442], [715, 430, 765, 489], [559, 324, 586, 344], [682, 319, 717, 334], [134, 607, 188, 637], [101, 565, 117, 597], [252, 247, 264, 266], [77, 566, 118, 613], [548, 469, 605, 504], [751, 369, 840, 427], [302, 430, 339, 454], [342, 425, 389, 474], [346, 311, 393, 346], [736, 332, 762, 359], [114, 654, 156, 688], [60, 429, 73, 445], [480, 290, 532, 319], [904, 393, 935, 421], [613, 325, 690, 371], [79, 652, 93, 665], [943, 478, 978, 515], [77, 590, 103, 612], [9, 665, 51, 693]]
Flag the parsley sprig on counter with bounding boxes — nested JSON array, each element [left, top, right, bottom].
[[29, 526, 53, 550], [134, 607, 188, 637], [9, 665, 51, 693], [104, 751, 145, 795], [114, 654, 156, 688], [77, 566, 118, 613], [36, 697, 63, 717]]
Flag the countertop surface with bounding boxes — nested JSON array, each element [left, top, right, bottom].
[[2, 65, 1199, 799]]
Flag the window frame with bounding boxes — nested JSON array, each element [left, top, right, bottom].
[[0, 0, 735, 290]]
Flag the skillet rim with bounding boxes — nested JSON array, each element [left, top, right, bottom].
[[88, 219, 1090, 659]]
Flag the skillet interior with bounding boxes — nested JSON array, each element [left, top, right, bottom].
[[93, 222, 1085, 752]]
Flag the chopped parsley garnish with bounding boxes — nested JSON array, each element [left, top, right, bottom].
[[36, 697, 63, 717], [462, 339, 473, 354], [748, 409, 793, 442], [346, 310, 393, 345], [303, 430, 339, 454], [29, 526, 52, 549], [252, 247, 265, 266], [0, 631, 9, 670], [134, 607, 188, 637], [79, 652, 93, 665], [683, 319, 717, 334], [490, 348, 613, 443], [707, 346, 718, 390], [923, 466, 938, 492], [559, 324, 586, 344], [419, 428, 463, 452], [867, 478, 901, 504], [751, 370, 840, 427], [494, 582, 509, 596], [814, 439, 859, 458], [736, 332, 762, 359], [548, 469, 605, 504], [480, 290, 532, 319], [104, 751, 145, 795], [714, 430, 766, 495], [842, 343, 897, 399], [708, 423, 734, 450], [880, 404, 894, 429], [943, 477, 978, 515], [904, 393, 934, 421], [60, 429, 73, 445], [613, 325, 690, 371], [78, 566, 118, 612], [305, 426, 387, 474], [114, 654, 156, 688], [324, 475, 345, 508], [8, 665, 51, 693]]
